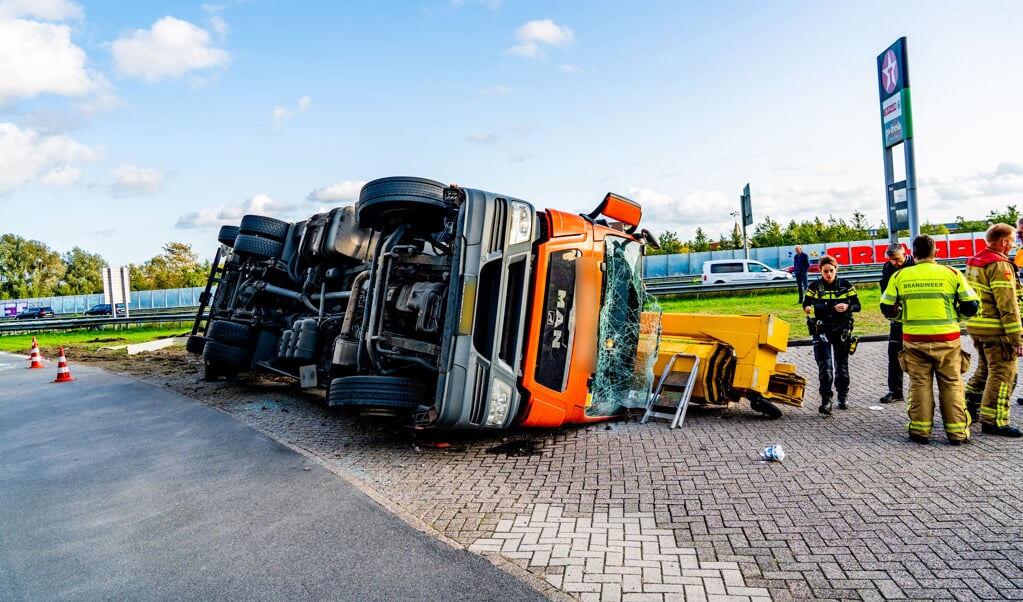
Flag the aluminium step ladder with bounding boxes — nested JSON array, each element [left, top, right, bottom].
[[641, 352, 699, 429]]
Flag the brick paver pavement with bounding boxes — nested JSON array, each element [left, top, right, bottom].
[[156, 337, 1023, 601]]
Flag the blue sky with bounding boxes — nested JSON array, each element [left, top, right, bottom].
[[2, 0, 1022, 266]]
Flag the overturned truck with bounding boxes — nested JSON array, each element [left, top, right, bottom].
[[189, 176, 803, 430]]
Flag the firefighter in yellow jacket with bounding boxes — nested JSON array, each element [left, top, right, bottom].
[[964, 223, 1023, 437], [880, 234, 979, 445]]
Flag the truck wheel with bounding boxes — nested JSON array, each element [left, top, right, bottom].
[[206, 320, 254, 347], [203, 340, 253, 371], [749, 393, 782, 419], [356, 176, 451, 231], [217, 225, 240, 247], [327, 375, 429, 416], [185, 335, 208, 355], [233, 233, 285, 259], [239, 215, 290, 241]]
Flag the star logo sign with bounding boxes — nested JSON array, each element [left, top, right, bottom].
[[881, 49, 899, 94]]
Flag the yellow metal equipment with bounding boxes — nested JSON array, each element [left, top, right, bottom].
[[645, 312, 806, 420]]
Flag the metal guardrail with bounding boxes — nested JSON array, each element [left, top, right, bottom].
[[1, 259, 970, 331], [645, 261, 967, 296], [0, 310, 199, 334]]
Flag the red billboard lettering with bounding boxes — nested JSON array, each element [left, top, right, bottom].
[[825, 239, 980, 267], [829, 248, 850, 265], [852, 245, 874, 264], [949, 239, 974, 258]]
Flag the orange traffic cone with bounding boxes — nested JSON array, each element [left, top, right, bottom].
[[53, 347, 75, 383], [27, 337, 45, 369]]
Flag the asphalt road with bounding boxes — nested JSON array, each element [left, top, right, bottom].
[[0, 353, 547, 601]]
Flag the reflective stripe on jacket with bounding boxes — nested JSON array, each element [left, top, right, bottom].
[[965, 247, 1023, 342], [881, 260, 979, 341], [802, 277, 860, 333]]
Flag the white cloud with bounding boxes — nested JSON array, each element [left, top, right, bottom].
[[0, 0, 83, 21], [450, 0, 504, 9], [271, 106, 292, 130], [0, 18, 102, 102], [558, 64, 579, 74], [109, 16, 230, 83], [628, 186, 731, 230], [271, 96, 311, 130], [109, 163, 164, 197], [202, 4, 229, 39], [625, 184, 878, 243], [478, 85, 512, 97], [40, 165, 80, 186], [208, 15, 228, 38], [467, 132, 496, 143], [995, 161, 1023, 177], [238, 193, 291, 215], [924, 163, 1023, 203], [0, 122, 104, 194], [509, 19, 574, 58], [175, 193, 297, 228], [307, 180, 365, 203]]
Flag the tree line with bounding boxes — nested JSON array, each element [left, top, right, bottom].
[[647, 207, 1021, 255], [5, 205, 1018, 297], [0, 234, 210, 300]]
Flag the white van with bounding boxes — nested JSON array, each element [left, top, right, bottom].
[[701, 259, 795, 285]]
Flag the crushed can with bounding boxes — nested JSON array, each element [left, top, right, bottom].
[[761, 444, 785, 462]]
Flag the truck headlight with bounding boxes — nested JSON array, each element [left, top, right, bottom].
[[485, 380, 513, 427], [508, 201, 533, 246]]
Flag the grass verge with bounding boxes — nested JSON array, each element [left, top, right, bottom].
[[1, 281, 891, 355], [0, 326, 190, 355], [654, 285, 888, 338]]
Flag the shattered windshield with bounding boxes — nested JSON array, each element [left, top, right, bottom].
[[588, 236, 659, 416]]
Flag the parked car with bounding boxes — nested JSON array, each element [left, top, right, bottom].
[[15, 307, 55, 320], [701, 259, 794, 285], [784, 264, 822, 274], [84, 303, 125, 316]]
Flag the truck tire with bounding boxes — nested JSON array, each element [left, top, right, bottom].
[[203, 340, 252, 372], [185, 334, 208, 355], [233, 233, 285, 260], [239, 215, 290, 241], [327, 375, 429, 414], [206, 320, 254, 348], [217, 225, 240, 247], [356, 176, 451, 230]]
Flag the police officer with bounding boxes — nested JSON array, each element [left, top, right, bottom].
[[803, 255, 860, 414], [879, 242, 914, 404], [880, 234, 979, 445], [964, 223, 1023, 437]]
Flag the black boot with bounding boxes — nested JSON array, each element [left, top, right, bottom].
[[965, 391, 982, 422], [837, 394, 848, 410], [819, 396, 833, 415], [981, 423, 1023, 437]]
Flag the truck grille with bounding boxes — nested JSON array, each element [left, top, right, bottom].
[[469, 364, 487, 425], [488, 198, 507, 253]]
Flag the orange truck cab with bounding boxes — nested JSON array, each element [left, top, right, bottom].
[[517, 197, 650, 427]]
